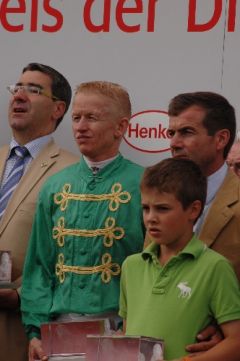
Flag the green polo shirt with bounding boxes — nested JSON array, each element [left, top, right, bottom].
[[119, 235, 240, 360]]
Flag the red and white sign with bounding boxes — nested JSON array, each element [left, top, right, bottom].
[[124, 110, 170, 154], [0, 2, 239, 165]]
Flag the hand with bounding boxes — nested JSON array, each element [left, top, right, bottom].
[[185, 324, 223, 354], [0, 288, 19, 309], [29, 338, 48, 361]]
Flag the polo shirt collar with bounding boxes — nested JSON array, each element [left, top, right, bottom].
[[142, 235, 206, 262]]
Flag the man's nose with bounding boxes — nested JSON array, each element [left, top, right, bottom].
[[170, 133, 182, 149], [74, 117, 89, 130], [12, 88, 28, 100]]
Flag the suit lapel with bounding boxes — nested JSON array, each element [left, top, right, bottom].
[[0, 140, 60, 234], [0, 145, 10, 183], [199, 170, 240, 246]]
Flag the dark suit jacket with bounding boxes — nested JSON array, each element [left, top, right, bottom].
[[0, 140, 78, 361]]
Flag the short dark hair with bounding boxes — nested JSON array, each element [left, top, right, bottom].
[[168, 91, 236, 158], [141, 158, 207, 222], [22, 63, 72, 128]]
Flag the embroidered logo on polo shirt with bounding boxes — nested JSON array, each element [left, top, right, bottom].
[[177, 282, 192, 299]]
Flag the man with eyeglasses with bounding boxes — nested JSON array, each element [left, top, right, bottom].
[[0, 63, 78, 361]]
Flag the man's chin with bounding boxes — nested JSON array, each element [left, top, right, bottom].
[[77, 145, 90, 154], [77, 146, 95, 159], [9, 120, 27, 131]]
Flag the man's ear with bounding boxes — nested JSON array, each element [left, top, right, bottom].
[[215, 129, 230, 151], [115, 117, 129, 139], [52, 101, 66, 123]]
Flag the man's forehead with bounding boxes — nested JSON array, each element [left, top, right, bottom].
[[74, 91, 109, 101], [72, 93, 115, 114], [18, 70, 51, 87], [168, 118, 200, 130], [169, 106, 206, 127], [72, 102, 109, 115]]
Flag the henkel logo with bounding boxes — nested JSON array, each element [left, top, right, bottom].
[[124, 110, 170, 153]]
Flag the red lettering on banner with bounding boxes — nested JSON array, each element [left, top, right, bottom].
[[128, 123, 138, 138], [188, 0, 222, 32], [228, 0, 237, 32], [42, 0, 63, 32], [139, 127, 148, 138], [188, 0, 237, 32], [127, 123, 169, 139], [0, 0, 25, 32], [30, 0, 38, 32], [0, 0, 63, 32], [0, 0, 237, 33], [124, 110, 170, 153], [116, 0, 142, 33], [84, 0, 111, 32], [147, 0, 157, 32], [84, 0, 158, 33]]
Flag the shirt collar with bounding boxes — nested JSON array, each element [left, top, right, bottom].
[[83, 153, 119, 171], [206, 162, 228, 204], [10, 134, 52, 159], [142, 234, 206, 262]]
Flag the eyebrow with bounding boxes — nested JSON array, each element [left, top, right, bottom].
[[16, 82, 44, 90], [169, 125, 196, 132], [72, 109, 103, 117]]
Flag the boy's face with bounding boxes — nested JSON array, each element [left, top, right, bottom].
[[141, 187, 200, 254]]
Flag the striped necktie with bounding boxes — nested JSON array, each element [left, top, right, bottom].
[[0, 146, 29, 219]]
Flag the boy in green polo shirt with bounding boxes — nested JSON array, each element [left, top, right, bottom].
[[119, 158, 240, 361]]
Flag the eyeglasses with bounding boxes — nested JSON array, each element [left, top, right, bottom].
[[7, 84, 59, 101]]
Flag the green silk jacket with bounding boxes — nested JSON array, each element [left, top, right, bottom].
[[21, 155, 145, 337]]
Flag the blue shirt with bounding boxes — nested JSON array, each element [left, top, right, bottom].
[[194, 163, 228, 235], [0, 134, 53, 190]]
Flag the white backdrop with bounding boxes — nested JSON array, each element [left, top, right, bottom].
[[0, 0, 239, 166]]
